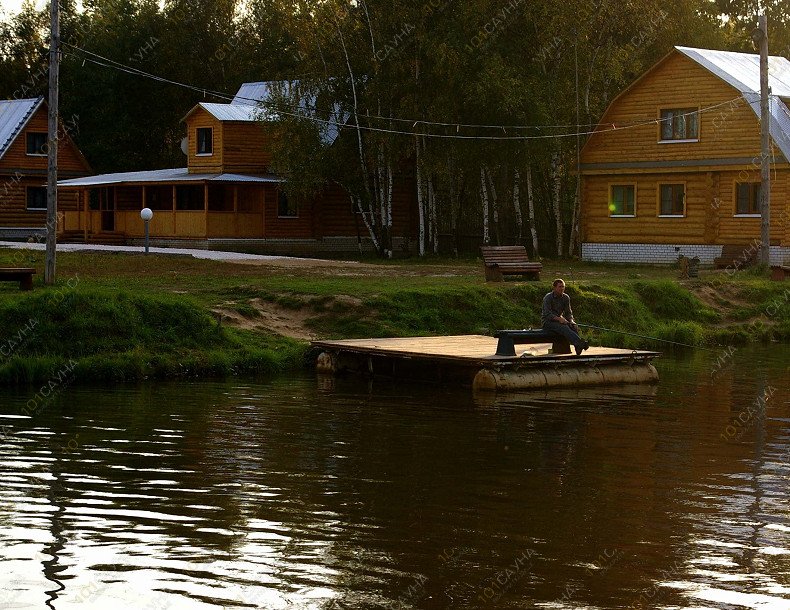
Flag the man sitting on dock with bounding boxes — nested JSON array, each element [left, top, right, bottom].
[[542, 279, 590, 355]]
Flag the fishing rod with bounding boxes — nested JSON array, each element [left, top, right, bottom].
[[575, 323, 719, 352]]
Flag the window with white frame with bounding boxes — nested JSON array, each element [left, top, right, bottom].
[[609, 185, 635, 216], [659, 184, 685, 216]]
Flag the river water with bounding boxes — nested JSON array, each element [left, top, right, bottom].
[[0, 346, 788, 609]]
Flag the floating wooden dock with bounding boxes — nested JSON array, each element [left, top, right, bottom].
[[313, 335, 660, 392]]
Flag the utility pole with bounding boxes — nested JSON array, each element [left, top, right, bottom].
[[45, 0, 60, 285], [757, 13, 771, 266]]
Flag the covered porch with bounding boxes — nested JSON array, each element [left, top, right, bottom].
[[59, 168, 282, 240]]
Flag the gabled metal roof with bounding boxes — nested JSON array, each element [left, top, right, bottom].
[[184, 81, 346, 145], [676, 47, 790, 96], [233, 81, 283, 106], [58, 167, 283, 188], [196, 102, 260, 122], [0, 97, 43, 161], [231, 80, 347, 145], [676, 46, 790, 162]]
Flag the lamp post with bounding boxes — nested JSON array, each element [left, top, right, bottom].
[[140, 207, 153, 253]]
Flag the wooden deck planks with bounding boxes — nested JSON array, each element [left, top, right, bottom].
[[312, 335, 659, 364]]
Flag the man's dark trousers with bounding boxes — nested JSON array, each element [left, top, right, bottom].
[[542, 320, 585, 348]]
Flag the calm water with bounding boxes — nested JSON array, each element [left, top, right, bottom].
[[0, 346, 789, 609]]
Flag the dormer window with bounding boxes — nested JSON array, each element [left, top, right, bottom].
[[196, 128, 213, 155], [659, 108, 698, 141], [26, 132, 48, 156]]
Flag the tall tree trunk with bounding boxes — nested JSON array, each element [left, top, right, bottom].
[[415, 137, 426, 256], [513, 168, 523, 242], [480, 167, 490, 245], [428, 175, 438, 254], [568, 185, 580, 257], [386, 162, 394, 258], [449, 159, 461, 258], [334, 16, 381, 254], [350, 194, 379, 252], [484, 165, 500, 245], [526, 164, 539, 258], [551, 150, 564, 257]]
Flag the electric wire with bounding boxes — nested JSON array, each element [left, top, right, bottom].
[[63, 41, 750, 142]]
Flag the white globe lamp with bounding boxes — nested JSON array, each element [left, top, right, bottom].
[[140, 208, 154, 253]]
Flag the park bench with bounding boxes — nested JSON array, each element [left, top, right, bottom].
[[481, 245, 542, 282], [494, 329, 571, 357], [771, 265, 790, 281], [0, 268, 35, 291]]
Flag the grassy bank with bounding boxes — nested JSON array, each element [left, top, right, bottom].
[[0, 249, 787, 386], [0, 288, 304, 386]]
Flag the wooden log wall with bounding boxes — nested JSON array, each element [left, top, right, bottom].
[[222, 122, 272, 173], [0, 104, 91, 227], [581, 51, 790, 247], [186, 108, 223, 174]]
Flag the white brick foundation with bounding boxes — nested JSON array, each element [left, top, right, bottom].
[[582, 242, 790, 266]]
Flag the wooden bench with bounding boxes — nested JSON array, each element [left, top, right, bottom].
[[771, 265, 790, 281], [481, 245, 542, 282], [0, 268, 35, 291], [494, 329, 571, 357]]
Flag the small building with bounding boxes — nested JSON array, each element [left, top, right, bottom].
[[0, 97, 91, 240], [59, 83, 417, 255], [580, 46, 790, 265]]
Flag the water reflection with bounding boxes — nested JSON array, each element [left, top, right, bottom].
[[0, 345, 788, 609]]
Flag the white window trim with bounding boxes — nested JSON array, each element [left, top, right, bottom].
[[657, 139, 699, 144], [608, 184, 636, 218], [196, 128, 213, 156], [734, 213, 761, 218], [658, 214, 685, 218]]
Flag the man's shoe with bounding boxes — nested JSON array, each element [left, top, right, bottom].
[[575, 343, 584, 355]]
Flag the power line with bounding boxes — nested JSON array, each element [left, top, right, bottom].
[[63, 41, 748, 141]]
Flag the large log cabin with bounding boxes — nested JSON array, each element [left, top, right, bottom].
[[58, 82, 417, 255], [0, 97, 91, 239], [580, 46, 790, 265]]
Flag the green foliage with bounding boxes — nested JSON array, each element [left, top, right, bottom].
[[0, 0, 749, 256]]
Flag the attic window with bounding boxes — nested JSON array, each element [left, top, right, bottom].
[[660, 108, 698, 141], [26, 132, 48, 156], [196, 128, 213, 155]]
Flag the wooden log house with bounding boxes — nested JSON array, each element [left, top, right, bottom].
[[0, 97, 91, 240], [58, 82, 417, 255], [580, 46, 790, 266]]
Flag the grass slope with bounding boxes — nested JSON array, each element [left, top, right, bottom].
[[0, 288, 303, 386], [0, 250, 787, 386]]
